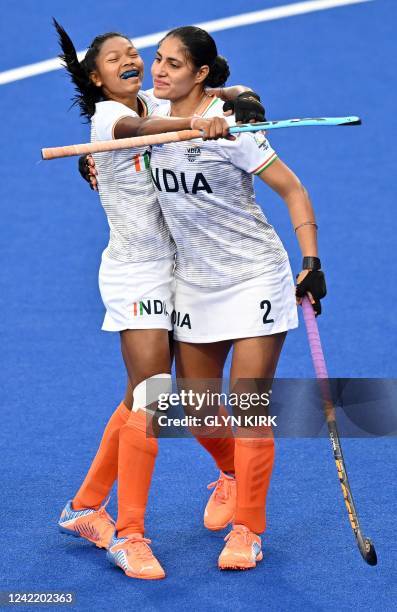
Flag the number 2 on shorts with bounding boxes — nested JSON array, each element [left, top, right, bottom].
[[260, 299, 274, 324]]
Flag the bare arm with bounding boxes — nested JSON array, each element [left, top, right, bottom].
[[258, 158, 326, 312], [115, 85, 264, 139], [114, 115, 192, 139], [258, 158, 318, 258], [114, 113, 234, 140], [206, 85, 251, 102]]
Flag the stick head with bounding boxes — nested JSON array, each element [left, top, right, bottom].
[[339, 117, 362, 126], [359, 537, 377, 566]]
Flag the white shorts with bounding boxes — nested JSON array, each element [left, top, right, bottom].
[[98, 249, 175, 332], [173, 258, 298, 343]]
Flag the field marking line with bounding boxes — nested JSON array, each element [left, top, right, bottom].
[[0, 0, 373, 85]]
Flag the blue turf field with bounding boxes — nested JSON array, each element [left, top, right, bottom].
[[0, 1, 396, 610]]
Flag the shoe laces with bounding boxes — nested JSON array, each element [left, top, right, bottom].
[[207, 473, 234, 504], [124, 535, 154, 561], [224, 525, 251, 547]]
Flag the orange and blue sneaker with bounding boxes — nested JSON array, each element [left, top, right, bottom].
[[218, 524, 263, 570], [204, 472, 236, 531], [107, 533, 165, 580], [58, 499, 115, 549]]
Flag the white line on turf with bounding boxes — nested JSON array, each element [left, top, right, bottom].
[[0, 0, 373, 86]]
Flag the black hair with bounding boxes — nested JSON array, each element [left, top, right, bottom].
[[53, 18, 130, 120], [161, 26, 230, 87]]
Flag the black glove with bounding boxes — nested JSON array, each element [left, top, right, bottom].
[[296, 270, 327, 316], [223, 91, 266, 123], [78, 154, 93, 187]]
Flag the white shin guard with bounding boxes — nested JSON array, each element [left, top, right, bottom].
[[132, 373, 172, 414]]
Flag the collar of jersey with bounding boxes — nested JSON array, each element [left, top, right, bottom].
[[166, 95, 219, 118], [198, 96, 219, 117]]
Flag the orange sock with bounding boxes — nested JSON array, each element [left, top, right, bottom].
[[233, 435, 275, 533], [195, 406, 235, 474], [73, 402, 130, 510], [116, 410, 158, 537]]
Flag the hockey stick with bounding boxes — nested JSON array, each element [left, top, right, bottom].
[[301, 296, 377, 565], [41, 116, 361, 160]]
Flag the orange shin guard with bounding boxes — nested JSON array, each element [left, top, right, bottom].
[[234, 436, 275, 534], [195, 406, 235, 474], [73, 402, 130, 510], [116, 410, 158, 537]]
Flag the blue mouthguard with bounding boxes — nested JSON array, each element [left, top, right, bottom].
[[121, 70, 139, 79]]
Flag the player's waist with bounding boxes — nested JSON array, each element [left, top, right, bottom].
[[105, 237, 176, 263], [174, 255, 289, 290]]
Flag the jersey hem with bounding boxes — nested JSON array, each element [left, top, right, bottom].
[[104, 247, 176, 265], [174, 255, 289, 291]]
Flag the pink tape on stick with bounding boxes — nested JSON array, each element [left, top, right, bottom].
[[301, 295, 334, 417], [301, 296, 329, 379]]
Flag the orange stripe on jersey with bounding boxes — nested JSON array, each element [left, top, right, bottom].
[[133, 155, 141, 171]]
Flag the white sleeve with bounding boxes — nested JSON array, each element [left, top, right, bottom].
[[142, 88, 171, 116], [94, 101, 138, 141], [219, 129, 278, 175]]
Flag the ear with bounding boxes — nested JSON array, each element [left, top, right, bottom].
[[195, 65, 209, 84], [90, 71, 102, 88]]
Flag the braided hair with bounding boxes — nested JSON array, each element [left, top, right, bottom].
[[53, 19, 130, 120]]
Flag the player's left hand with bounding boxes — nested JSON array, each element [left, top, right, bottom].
[[192, 116, 235, 141], [296, 269, 327, 316], [78, 154, 98, 191], [223, 91, 266, 123]]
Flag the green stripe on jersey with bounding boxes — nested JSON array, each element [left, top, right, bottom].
[[202, 97, 219, 116], [254, 154, 278, 175]]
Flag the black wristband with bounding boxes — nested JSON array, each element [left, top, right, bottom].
[[302, 256, 321, 270]]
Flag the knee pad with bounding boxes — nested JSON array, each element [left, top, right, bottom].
[[132, 373, 172, 414]]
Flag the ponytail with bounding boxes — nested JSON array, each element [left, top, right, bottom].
[[206, 55, 230, 87], [53, 19, 130, 120]]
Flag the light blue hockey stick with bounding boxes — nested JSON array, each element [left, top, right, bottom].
[[42, 116, 362, 159], [229, 116, 361, 134]]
